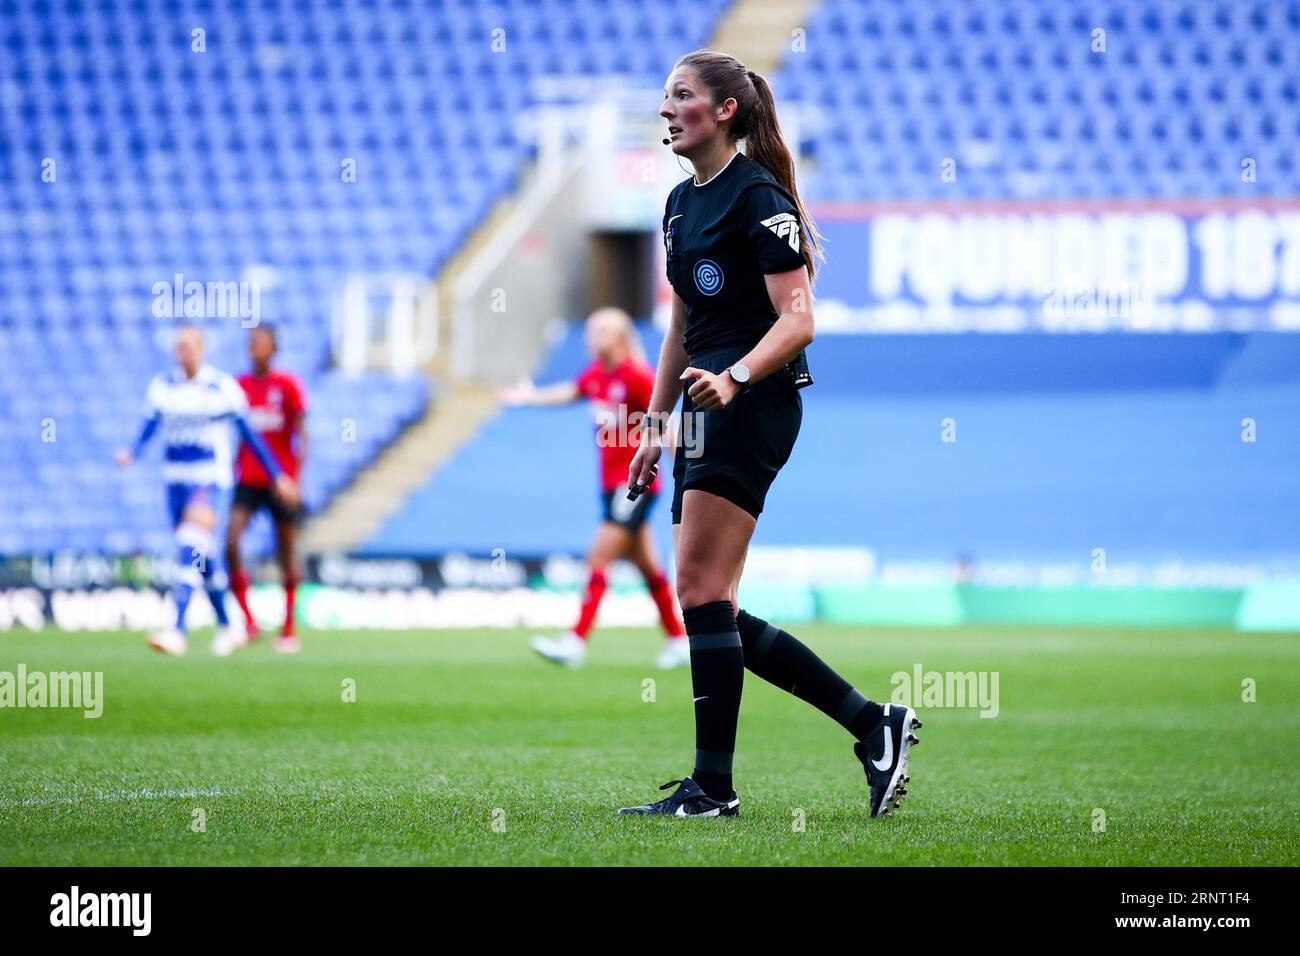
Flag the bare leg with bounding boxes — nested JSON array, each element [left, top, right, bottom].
[[625, 522, 662, 579], [275, 517, 301, 637], [225, 505, 257, 633], [225, 506, 251, 581], [674, 489, 754, 611], [572, 522, 633, 640], [629, 522, 685, 640], [588, 521, 633, 572]]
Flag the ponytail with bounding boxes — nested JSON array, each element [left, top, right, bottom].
[[674, 50, 825, 279], [739, 69, 824, 279]]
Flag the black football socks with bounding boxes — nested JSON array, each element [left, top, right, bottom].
[[683, 601, 745, 800], [735, 610, 885, 740]]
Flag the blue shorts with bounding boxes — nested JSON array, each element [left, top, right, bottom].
[[601, 488, 657, 531], [165, 482, 225, 529]]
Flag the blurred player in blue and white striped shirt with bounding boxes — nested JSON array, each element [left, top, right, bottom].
[[116, 325, 298, 655]]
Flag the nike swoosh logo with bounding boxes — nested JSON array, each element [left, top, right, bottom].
[[693, 696, 708, 703], [871, 727, 894, 772]]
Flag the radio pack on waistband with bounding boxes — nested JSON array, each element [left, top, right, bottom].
[[787, 349, 814, 389]]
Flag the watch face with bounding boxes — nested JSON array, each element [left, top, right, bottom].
[[731, 364, 750, 383]]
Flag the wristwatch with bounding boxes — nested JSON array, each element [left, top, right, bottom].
[[726, 362, 752, 392]]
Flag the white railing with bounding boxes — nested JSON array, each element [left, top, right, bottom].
[[333, 273, 436, 376]]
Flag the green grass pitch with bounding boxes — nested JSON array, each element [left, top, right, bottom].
[[2, 624, 1297, 866]]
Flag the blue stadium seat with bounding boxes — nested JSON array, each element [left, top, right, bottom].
[[366, 323, 1300, 567], [2, 0, 729, 555], [788, 0, 1300, 201]]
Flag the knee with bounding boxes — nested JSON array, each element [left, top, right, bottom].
[[674, 562, 730, 611], [183, 504, 217, 532]]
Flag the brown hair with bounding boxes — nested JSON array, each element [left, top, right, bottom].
[[674, 49, 824, 279]]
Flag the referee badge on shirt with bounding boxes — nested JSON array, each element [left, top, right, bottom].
[[694, 259, 724, 295]]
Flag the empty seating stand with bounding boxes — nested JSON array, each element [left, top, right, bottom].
[[0, 0, 728, 555]]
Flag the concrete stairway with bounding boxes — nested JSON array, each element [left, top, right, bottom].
[[300, 199, 514, 553], [708, 0, 820, 75], [299, 378, 501, 551]]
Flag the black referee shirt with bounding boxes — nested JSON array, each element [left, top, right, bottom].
[[662, 151, 807, 357]]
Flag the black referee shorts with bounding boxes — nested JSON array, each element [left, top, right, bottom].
[[233, 482, 303, 525], [671, 345, 803, 524]]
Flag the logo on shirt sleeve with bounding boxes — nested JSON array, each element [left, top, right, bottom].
[[760, 212, 801, 254]]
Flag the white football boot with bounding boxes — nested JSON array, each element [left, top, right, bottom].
[[655, 637, 691, 669], [530, 631, 587, 667], [210, 625, 249, 657], [147, 629, 187, 656], [273, 634, 302, 654]]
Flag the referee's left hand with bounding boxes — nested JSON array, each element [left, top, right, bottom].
[[680, 367, 739, 411]]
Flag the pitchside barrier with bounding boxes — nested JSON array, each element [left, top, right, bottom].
[[2, 552, 1297, 632]]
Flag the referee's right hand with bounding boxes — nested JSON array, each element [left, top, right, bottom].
[[628, 440, 662, 494]]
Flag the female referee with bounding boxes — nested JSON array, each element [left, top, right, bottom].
[[618, 51, 921, 819], [502, 307, 690, 669]]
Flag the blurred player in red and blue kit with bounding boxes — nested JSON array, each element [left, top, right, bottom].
[[116, 324, 298, 656], [503, 307, 688, 669], [226, 325, 309, 653]]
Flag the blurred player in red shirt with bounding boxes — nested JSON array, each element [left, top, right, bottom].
[[502, 307, 688, 668], [225, 325, 308, 653]]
